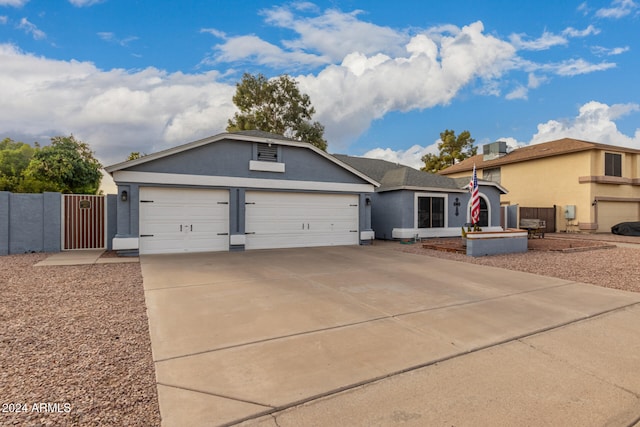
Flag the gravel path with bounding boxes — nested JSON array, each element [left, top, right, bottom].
[[0, 254, 160, 427]]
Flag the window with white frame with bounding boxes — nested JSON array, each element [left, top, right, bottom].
[[417, 195, 445, 228]]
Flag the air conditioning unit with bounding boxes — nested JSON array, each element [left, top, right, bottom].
[[564, 205, 576, 220]]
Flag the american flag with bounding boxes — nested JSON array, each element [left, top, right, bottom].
[[470, 164, 480, 225]]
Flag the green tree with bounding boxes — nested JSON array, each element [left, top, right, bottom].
[[126, 151, 145, 161], [23, 135, 102, 194], [227, 73, 327, 151], [0, 138, 37, 192], [421, 129, 477, 173]]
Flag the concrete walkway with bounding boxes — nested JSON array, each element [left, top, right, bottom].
[[140, 246, 640, 427], [35, 249, 139, 266]]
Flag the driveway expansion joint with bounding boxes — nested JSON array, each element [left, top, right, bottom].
[[227, 301, 640, 426], [157, 382, 274, 409]]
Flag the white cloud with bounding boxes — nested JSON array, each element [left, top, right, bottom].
[[17, 17, 45, 40], [505, 85, 528, 100], [0, 43, 237, 165], [208, 35, 329, 69], [298, 21, 516, 148], [200, 28, 226, 39], [0, 15, 7, 24], [509, 31, 567, 51], [97, 31, 138, 47], [562, 25, 600, 37], [261, 5, 408, 62], [0, 0, 29, 6], [68, 0, 104, 6], [530, 101, 640, 148], [362, 143, 439, 170], [592, 45, 630, 56], [595, 0, 638, 18]]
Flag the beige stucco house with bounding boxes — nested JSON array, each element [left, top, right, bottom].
[[439, 138, 640, 233]]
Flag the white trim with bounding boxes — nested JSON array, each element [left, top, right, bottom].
[[112, 237, 139, 250], [392, 226, 504, 239], [377, 186, 466, 193], [466, 192, 491, 226], [466, 230, 527, 239], [360, 230, 375, 240], [112, 170, 375, 193], [230, 235, 246, 245], [414, 192, 448, 229], [249, 160, 285, 173]]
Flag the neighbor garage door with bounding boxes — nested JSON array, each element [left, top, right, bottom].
[[598, 201, 639, 232], [139, 187, 229, 254], [245, 191, 359, 250]]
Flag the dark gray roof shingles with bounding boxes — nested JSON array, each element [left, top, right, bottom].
[[333, 154, 462, 191]]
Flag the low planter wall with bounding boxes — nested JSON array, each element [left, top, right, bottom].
[[466, 229, 528, 257]]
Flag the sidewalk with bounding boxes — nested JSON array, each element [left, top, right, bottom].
[[35, 250, 139, 266]]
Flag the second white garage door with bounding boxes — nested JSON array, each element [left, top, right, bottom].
[[245, 191, 359, 250], [139, 187, 229, 254]]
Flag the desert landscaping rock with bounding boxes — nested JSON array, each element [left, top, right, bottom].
[[0, 253, 160, 427]]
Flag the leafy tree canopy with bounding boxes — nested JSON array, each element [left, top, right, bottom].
[[227, 73, 328, 151], [126, 152, 145, 161], [421, 129, 477, 173], [0, 135, 102, 194]]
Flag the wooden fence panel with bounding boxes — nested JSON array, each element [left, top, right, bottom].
[[520, 206, 556, 233], [63, 195, 105, 250]]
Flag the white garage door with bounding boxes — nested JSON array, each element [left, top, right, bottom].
[[598, 201, 639, 232], [139, 187, 229, 254], [245, 191, 359, 250]]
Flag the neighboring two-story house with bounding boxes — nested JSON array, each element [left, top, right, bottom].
[[439, 138, 640, 233]]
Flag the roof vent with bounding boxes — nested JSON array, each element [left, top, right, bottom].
[[257, 143, 278, 162], [483, 141, 508, 161]]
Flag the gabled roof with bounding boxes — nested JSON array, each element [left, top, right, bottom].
[[439, 137, 640, 175], [105, 131, 380, 187], [334, 154, 466, 193]]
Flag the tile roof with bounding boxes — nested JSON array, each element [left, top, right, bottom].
[[439, 137, 640, 175]]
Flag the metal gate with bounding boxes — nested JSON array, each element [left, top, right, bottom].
[[62, 195, 106, 250], [520, 206, 556, 233]]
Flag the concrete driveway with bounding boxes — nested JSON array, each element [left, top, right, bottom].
[[140, 245, 640, 426]]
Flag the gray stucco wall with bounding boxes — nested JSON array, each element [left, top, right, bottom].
[[0, 191, 61, 254], [112, 139, 374, 249], [106, 194, 117, 251], [371, 191, 414, 239], [373, 185, 503, 239], [128, 140, 365, 184]]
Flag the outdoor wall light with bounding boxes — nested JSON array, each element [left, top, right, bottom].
[[121, 190, 128, 202], [366, 197, 371, 206], [592, 199, 597, 206]]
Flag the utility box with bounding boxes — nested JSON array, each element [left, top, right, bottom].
[[564, 205, 576, 220]]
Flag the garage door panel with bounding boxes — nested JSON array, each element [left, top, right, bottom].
[[139, 187, 229, 254], [245, 191, 359, 250], [598, 202, 639, 232]]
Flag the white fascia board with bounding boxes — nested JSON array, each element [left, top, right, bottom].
[[377, 186, 467, 193], [249, 160, 285, 173], [112, 171, 375, 193], [392, 226, 504, 239]]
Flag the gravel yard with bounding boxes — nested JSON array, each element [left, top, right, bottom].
[[1, 234, 638, 426], [0, 254, 160, 427], [391, 235, 640, 292]]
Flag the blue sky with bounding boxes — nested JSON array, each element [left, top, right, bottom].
[[1, 0, 639, 171]]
